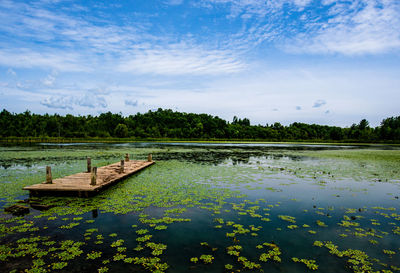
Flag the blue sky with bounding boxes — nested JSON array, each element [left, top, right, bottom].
[[0, 0, 399, 126]]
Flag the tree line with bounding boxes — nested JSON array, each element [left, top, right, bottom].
[[0, 108, 399, 142]]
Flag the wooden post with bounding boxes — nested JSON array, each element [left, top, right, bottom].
[[120, 160, 124, 173], [92, 209, 98, 218], [87, 157, 91, 173], [148, 153, 152, 162], [45, 166, 52, 184], [125, 153, 129, 162], [90, 167, 97, 186]]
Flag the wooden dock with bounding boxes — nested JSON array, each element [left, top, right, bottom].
[[23, 155, 154, 197]]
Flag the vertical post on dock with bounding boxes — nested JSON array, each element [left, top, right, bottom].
[[148, 154, 152, 162], [87, 157, 91, 173], [91, 167, 97, 186], [45, 166, 52, 184], [125, 153, 129, 162], [120, 160, 125, 173]]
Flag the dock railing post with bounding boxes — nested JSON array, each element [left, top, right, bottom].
[[91, 167, 97, 186], [87, 157, 91, 173], [148, 154, 152, 162], [45, 166, 52, 184], [125, 153, 129, 162], [120, 160, 125, 173]]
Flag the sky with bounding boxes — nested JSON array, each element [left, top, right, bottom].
[[0, 0, 399, 127]]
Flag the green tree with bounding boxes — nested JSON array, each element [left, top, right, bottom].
[[114, 123, 129, 138]]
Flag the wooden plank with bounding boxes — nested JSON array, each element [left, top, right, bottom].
[[23, 160, 154, 196]]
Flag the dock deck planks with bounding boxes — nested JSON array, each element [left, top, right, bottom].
[[23, 160, 154, 196]]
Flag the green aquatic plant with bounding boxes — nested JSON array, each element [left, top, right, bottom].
[[146, 242, 167, 256], [259, 243, 281, 263], [383, 249, 396, 255], [134, 244, 144, 251], [199, 254, 214, 264], [393, 226, 400, 235], [338, 220, 360, 227], [292, 257, 319, 270], [313, 241, 323, 247], [136, 235, 153, 242], [113, 253, 126, 261], [154, 225, 168, 230], [98, 266, 109, 273], [136, 229, 149, 235], [86, 251, 102, 260], [51, 261, 67, 270], [278, 215, 296, 223], [110, 239, 124, 247], [316, 220, 328, 227], [59, 222, 80, 229]]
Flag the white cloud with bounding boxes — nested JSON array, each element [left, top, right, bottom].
[[284, 0, 400, 54], [76, 94, 107, 109], [118, 45, 244, 75], [40, 96, 74, 110], [0, 49, 89, 72], [312, 99, 327, 108], [6, 68, 16, 76], [41, 73, 57, 87], [201, 0, 400, 55], [125, 100, 138, 107], [0, 0, 245, 76], [40, 93, 107, 110]]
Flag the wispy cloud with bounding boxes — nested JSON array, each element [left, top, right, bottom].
[[0, 49, 90, 72], [6, 68, 16, 76], [41, 72, 57, 87], [200, 0, 400, 55], [125, 99, 138, 107], [0, 0, 244, 75], [40, 93, 107, 110], [164, 0, 184, 5], [285, 0, 400, 54], [118, 44, 244, 75], [40, 96, 74, 110]]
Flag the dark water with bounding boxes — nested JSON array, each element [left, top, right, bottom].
[[0, 143, 400, 273]]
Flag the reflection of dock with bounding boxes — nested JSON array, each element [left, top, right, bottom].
[[23, 154, 154, 197]]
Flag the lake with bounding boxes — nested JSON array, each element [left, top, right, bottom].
[[1, 142, 400, 273]]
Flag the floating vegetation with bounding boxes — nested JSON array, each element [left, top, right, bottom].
[[316, 220, 328, 227], [146, 242, 167, 256], [199, 254, 214, 264], [278, 215, 296, 223], [259, 242, 281, 263], [1, 143, 400, 273], [292, 257, 319, 270], [86, 251, 102, 260]]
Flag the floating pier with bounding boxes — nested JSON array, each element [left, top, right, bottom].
[[23, 154, 154, 197]]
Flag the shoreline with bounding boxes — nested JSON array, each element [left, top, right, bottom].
[[1, 137, 399, 146]]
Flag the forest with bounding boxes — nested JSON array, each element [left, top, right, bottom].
[[0, 108, 399, 142]]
